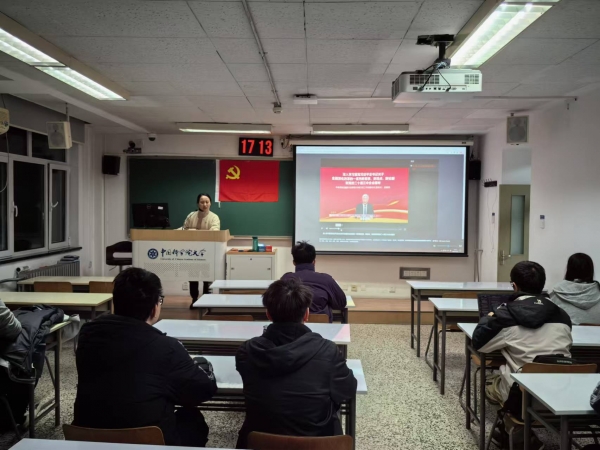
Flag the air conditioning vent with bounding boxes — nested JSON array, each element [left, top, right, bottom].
[[465, 74, 480, 85], [409, 74, 440, 85]]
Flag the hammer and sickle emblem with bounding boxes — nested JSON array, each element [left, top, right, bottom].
[[226, 165, 241, 180]]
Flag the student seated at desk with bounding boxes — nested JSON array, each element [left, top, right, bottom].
[[73, 268, 217, 447], [281, 241, 346, 323], [550, 253, 600, 325], [235, 278, 356, 449], [473, 261, 573, 404], [0, 299, 24, 429]]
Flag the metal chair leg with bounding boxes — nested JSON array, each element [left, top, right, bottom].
[[45, 355, 55, 388], [0, 395, 21, 440], [486, 410, 503, 450]]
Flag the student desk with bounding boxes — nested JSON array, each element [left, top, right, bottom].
[[1, 292, 113, 320], [428, 298, 479, 395], [10, 439, 230, 450], [193, 294, 355, 323], [406, 281, 512, 358], [155, 319, 351, 358], [512, 373, 600, 450], [201, 355, 367, 450], [459, 323, 600, 450], [209, 279, 272, 294], [17, 276, 114, 292]]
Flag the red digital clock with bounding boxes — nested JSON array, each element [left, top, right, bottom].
[[239, 137, 274, 157]]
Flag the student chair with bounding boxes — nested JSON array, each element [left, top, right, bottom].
[[63, 424, 165, 445], [247, 432, 353, 450], [307, 314, 330, 323], [485, 362, 598, 450], [89, 281, 114, 294], [34, 282, 73, 293]]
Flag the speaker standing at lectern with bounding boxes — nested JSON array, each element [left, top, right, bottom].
[[183, 193, 221, 308]]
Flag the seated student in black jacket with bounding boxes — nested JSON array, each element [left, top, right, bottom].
[[73, 267, 217, 447], [235, 277, 357, 448]]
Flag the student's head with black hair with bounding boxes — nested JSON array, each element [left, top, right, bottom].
[[197, 193, 212, 212], [291, 241, 316, 266], [262, 278, 313, 323], [565, 253, 595, 283], [113, 267, 164, 325], [510, 261, 546, 295]]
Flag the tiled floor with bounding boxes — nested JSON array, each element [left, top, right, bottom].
[[0, 324, 568, 449]]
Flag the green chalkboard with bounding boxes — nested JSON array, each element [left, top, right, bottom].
[[129, 158, 294, 236]]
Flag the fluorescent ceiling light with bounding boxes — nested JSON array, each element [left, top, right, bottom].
[[0, 28, 63, 66], [0, 15, 129, 100], [312, 124, 409, 135], [37, 67, 125, 100], [178, 123, 272, 134], [451, 1, 559, 68]]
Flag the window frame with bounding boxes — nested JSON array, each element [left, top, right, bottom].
[[48, 163, 70, 250], [10, 154, 49, 257], [0, 154, 10, 258], [0, 126, 72, 261]]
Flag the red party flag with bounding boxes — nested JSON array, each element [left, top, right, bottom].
[[218, 160, 280, 202]]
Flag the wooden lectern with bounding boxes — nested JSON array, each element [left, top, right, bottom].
[[131, 229, 232, 284]]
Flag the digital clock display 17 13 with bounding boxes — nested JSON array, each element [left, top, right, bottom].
[[239, 138, 274, 157]]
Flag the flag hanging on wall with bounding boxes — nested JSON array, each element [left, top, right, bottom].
[[217, 160, 280, 202]]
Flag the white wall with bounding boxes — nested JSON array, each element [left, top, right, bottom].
[[502, 148, 531, 185], [97, 133, 479, 294], [479, 89, 600, 288]]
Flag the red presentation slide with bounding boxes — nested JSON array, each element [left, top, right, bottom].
[[320, 167, 409, 223]]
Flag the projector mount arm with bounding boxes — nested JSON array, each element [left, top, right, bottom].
[[415, 34, 455, 92]]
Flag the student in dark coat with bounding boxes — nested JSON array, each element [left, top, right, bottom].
[[235, 277, 356, 448], [281, 241, 347, 322], [73, 267, 217, 447]]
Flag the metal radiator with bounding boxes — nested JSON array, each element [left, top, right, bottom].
[[19, 260, 81, 279]]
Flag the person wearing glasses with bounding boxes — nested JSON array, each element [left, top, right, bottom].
[[73, 267, 217, 447]]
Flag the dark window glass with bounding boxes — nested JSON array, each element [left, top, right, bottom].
[[32, 132, 66, 162], [0, 128, 27, 156], [51, 168, 67, 244], [0, 162, 7, 252], [14, 161, 45, 252]]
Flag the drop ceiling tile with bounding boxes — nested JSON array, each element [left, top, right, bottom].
[[487, 38, 597, 66], [309, 86, 377, 97], [405, 0, 484, 39], [228, 64, 307, 82], [187, 96, 254, 111], [390, 39, 440, 67], [478, 64, 553, 84], [451, 119, 502, 129], [213, 39, 306, 64], [372, 82, 391, 97], [426, 99, 492, 109], [308, 64, 388, 84], [49, 37, 221, 64], [414, 108, 473, 119], [90, 62, 234, 83], [524, 63, 600, 84], [474, 82, 520, 97], [170, 80, 245, 96], [481, 99, 550, 110], [149, 107, 215, 122], [307, 40, 401, 64], [189, 2, 253, 38], [569, 41, 600, 65], [409, 117, 462, 127], [308, 100, 374, 109], [504, 83, 586, 97], [209, 110, 262, 123], [309, 108, 364, 122], [115, 96, 197, 108], [519, 0, 600, 39], [255, 108, 309, 125], [119, 81, 178, 95], [466, 109, 512, 119], [0, 0, 206, 37], [250, 3, 306, 38], [239, 81, 307, 97], [360, 108, 421, 122], [305, 2, 420, 39]]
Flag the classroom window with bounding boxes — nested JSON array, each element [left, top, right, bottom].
[[0, 160, 7, 255], [0, 128, 28, 156], [50, 165, 68, 247], [32, 131, 66, 162], [13, 160, 46, 253]]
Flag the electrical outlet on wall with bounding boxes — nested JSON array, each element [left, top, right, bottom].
[[88, 261, 92, 269], [351, 285, 358, 292], [182, 282, 189, 291]]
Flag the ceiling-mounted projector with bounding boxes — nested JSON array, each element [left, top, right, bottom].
[[392, 68, 483, 103]]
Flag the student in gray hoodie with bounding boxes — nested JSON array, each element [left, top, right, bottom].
[[551, 253, 600, 325]]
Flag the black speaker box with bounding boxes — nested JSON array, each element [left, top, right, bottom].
[[102, 155, 121, 175], [469, 160, 481, 181]]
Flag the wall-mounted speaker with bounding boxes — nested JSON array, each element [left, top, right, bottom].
[[102, 155, 121, 175], [507, 115, 529, 144], [468, 160, 481, 180], [46, 121, 73, 149]]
